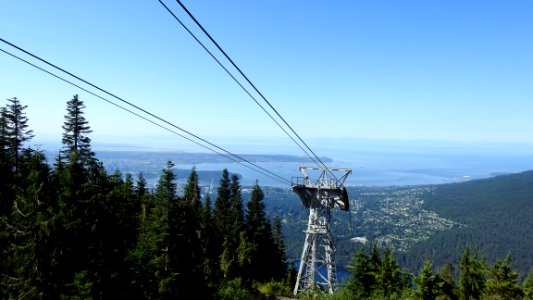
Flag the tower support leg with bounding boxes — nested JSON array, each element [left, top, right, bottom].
[[293, 205, 337, 296]]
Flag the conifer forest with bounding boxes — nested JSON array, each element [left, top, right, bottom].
[[1, 95, 533, 299]]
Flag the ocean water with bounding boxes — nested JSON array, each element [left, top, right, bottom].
[[172, 146, 533, 188], [41, 138, 533, 188]]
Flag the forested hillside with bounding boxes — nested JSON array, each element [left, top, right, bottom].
[[2, 95, 533, 299], [403, 171, 533, 280], [0, 96, 291, 299]]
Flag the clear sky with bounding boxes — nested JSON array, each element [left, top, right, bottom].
[[1, 0, 533, 154]]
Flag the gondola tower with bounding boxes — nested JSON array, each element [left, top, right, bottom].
[[291, 166, 352, 296]]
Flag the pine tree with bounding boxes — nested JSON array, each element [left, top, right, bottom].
[[0, 106, 15, 216], [459, 246, 486, 300], [214, 169, 232, 277], [0, 107, 9, 166], [61, 94, 94, 163], [54, 96, 103, 297], [136, 172, 150, 225], [235, 231, 255, 282], [245, 182, 275, 282], [178, 168, 209, 298], [54, 151, 93, 297], [483, 254, 523, 299], [0, 149, 55, 299], [214, 169, 231, 233], [379, 247, 402, 298], [415, 259, 440, 300], [3, 97, 34, 172], [523, 267, 533, 300], [438, 262, 458, 300], [198, 192, 219, 296], [272, 215, 288, 280], [183, 167, 201, 208], [128, 183, 159, 299], [229, 174, 245, 237], [151, 161, 178, 297], [370, 242, 382, 277], [218, 172, 247, 281], [346, 247, 376, 298], [93, 171, 141, 298], [0, 106, 8, 157]]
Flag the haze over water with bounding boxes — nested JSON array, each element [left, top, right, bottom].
[[38, 137, 533, 188], [121, 138, 533, 188]]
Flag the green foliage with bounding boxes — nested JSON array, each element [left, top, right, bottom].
[[523, 268, 533, 300], [72, 271, 93, 299], [60, 94, 94, 163], [342, 243, 411, 300], [217, 278, 255, 300], [255, 279, 293, 298], [412, 171, 533, 280], [3, 97, 34, 171], [2, 96, 532, 299], [483, 254, 523, 299], [346, 247, 377, 298], [459, 247, 486, 300], [415, 259, 440, 300], [438, 263, 458, 300]]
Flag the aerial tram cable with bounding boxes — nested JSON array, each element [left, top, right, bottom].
[[0, 46, 289, 185], [157, 0, 337, 180], [0, 40, 291, 186], [156, 0, 322, 170]]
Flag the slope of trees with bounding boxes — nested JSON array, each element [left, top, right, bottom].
[[2, 95, 532, 299], [0, 96, 290, 299], [308, 244, 532, 300], [403, 171, 533, 280]]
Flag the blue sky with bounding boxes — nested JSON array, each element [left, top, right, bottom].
[[1, 0, 533, 153]]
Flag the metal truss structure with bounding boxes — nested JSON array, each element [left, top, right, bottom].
[[291, 167, 352, 296]]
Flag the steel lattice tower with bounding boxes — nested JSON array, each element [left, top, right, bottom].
[[291, 167, 352, 296]]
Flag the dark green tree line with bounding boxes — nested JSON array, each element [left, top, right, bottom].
[[0, 95, 290, 299]]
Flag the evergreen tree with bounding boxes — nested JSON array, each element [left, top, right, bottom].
[[0, 106, 8, 156], [0, 149, 55, 299], [54, 151, 94, 297], [136, 172, 150, 225], [198, 192, 219, 295], [151, 161, 178, 298], [370, 242, 382, 278], [214, 169, 232, 276], [54, 96, 104, 297], [218, 173, 248, 281], [183, 167, 201, 209], [378, 246, 402, 298], [214, 168, 231, 234], [459, 246, 486, 300], [245, 182, 282, 282], [0, 106, 14, 216], [523, 267, 533, 300], [94, 171, 141, 298], [346, 247, 376, 298], [177, 168, 209, 298], [483, 254, 523, 299], [229, 174, 245, 238], [415, 259, 440, 300], [220, 236, 238, 280], [272, 215, 288, 279], [235, 231, 256, 280], [3, 97, 34, 172], [129, 161, 180, 298], [60, 94, 94, 163], [438, 262, 458, 300]]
